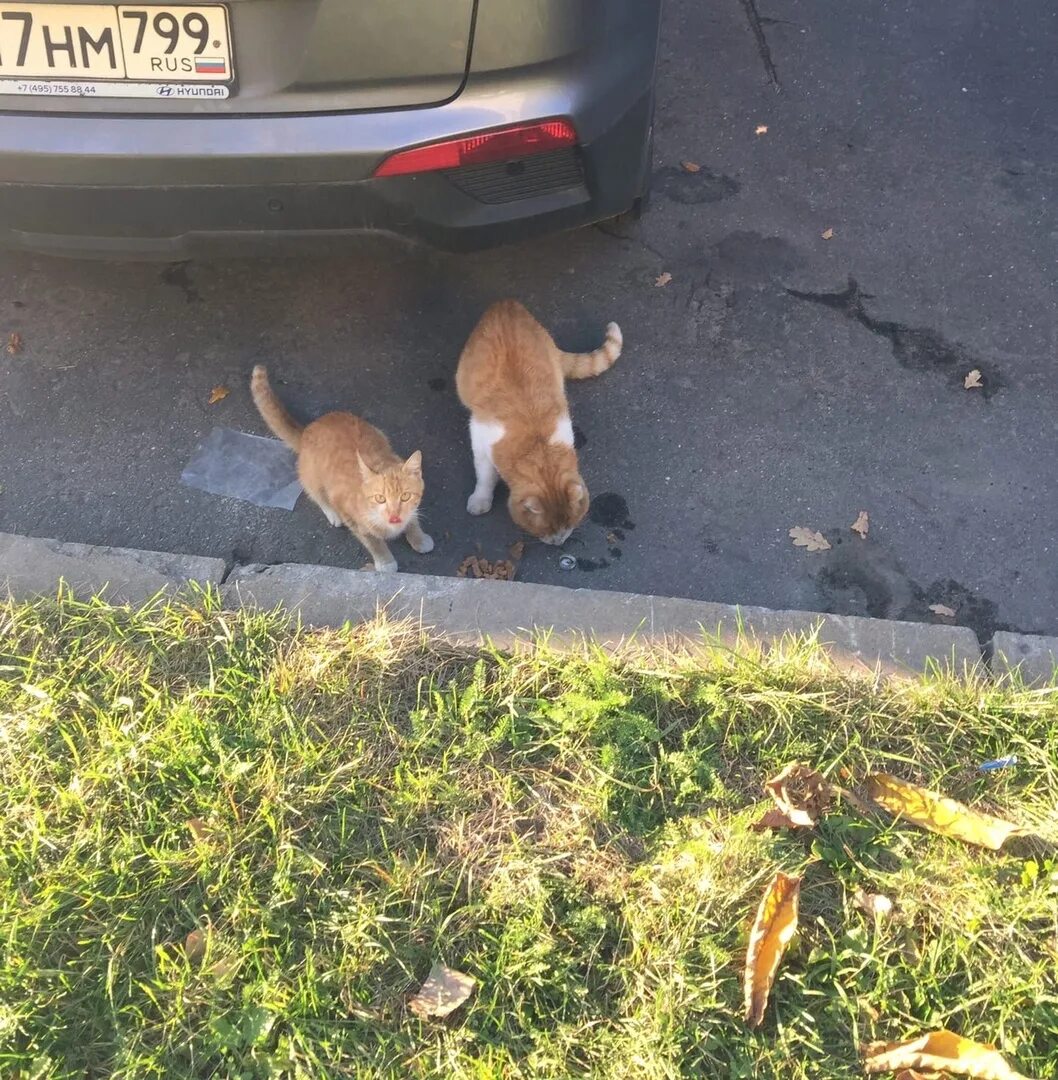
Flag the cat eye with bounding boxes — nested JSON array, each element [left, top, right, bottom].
[[399, 493, 412, 502], [374, 494, 386, 504]]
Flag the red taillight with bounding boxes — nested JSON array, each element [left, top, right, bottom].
[[373, 119, 578, 178]]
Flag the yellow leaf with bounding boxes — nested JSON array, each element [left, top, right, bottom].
[[964, 369, 983, 389], [822, 227, 835, 240], [208, 385, 230, 404], [863, 1030, 1032, 1079], [755, 124, 769, 135], [744, 872, 800, 1026], [865, 773, 1022, 850], [680, 160, 701, 173], [655, 272, 673, 287], [409, 962, 477, 1018], [763, 762, 832, 828], [789, 526, 831, 552], [851, 510, 870, 538], [929, 603, 956, 619]]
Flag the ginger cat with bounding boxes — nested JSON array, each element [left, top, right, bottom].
[[250, 366, 433, 573], [455, 300, 621, 544]]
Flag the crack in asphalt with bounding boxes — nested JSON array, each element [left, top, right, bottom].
[[737, 0, 781, 89]]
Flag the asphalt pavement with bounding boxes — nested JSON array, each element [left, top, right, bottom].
[[2, 0, 1057, 644]]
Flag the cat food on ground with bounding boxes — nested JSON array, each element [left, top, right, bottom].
[[457, 555, 516, 581]]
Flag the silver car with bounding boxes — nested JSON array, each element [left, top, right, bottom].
[[0, 1, 661, 256]]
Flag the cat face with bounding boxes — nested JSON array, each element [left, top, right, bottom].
[[509, 473, 588, 545], [359, 451, 424, 536]]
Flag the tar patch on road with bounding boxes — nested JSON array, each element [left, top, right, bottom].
[[161, 263, 200, 304], [787, 277, 1006, 396], [654, 166, 740, 204], [814, 531, 1015, 645], [589, 492, 635, 530]]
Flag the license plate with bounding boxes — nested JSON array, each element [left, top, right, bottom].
[[0, 3, 233, 99]]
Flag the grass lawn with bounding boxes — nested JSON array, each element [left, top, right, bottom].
[[0, 590, 1056, 1079]]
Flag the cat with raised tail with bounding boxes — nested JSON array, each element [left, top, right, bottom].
[[250, 366, 433, 573], [455, 300, 621, 545]]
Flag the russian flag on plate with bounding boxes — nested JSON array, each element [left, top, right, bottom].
[[195, 57, 227, 75]]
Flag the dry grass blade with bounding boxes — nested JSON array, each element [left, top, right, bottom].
[[744, 872, 800, 1027], [409, 962, 476, 1019], [865, 773, 1022, 851], [863, 1029, 1032, 1078]]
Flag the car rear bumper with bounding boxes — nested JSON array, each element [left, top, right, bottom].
[[0, 27, 657, 256]]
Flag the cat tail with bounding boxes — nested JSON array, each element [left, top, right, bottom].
[[250, 365, 303, 449], [557, 321, 623, 379]]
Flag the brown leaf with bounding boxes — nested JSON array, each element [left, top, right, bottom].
[[184, 928, 207, 964], [851, 510, 870, 539], [680, 160, 702, 173], [822, 227, 835, 240], [929, 603, 957, 619], [755, 124, 769, 135], [789, 526, 831, 552], [409, 962, 477, 1018], [964, 369, 983, 389], [750, 806, 800, 832], [186, 817, 210, 844], [863, 1030, 1031, 1079], [508, 541, 525, 562], [865, 773, 1022, 851], [655, 271, 673, 288], [6, 331, 22, 354], [207, 385, 229, 404], [763, 762, 833, 827], [744, 872, 800, 1026], [853, 887, 894, 920]]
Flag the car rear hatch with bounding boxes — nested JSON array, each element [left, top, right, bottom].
[[0, 0, 476, 114]]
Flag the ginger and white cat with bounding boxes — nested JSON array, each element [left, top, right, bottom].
[[455, 300, 621, 544], [251, 366, 433, 573]]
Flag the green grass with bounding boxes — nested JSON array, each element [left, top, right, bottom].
[[0, 590, 1056, 1079]]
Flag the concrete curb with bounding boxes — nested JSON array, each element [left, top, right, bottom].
[[0, 530, 1054, 684]]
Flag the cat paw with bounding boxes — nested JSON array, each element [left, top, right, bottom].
[[409, 532, 434, 554], [467, 492, 493, 516], [373, 560, 398, 574]]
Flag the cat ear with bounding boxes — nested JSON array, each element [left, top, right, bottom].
[[357, 451, 377, 480], [403, 450, 422, 475], [566, 479, 586, 502], [522, 496, 544, 515]]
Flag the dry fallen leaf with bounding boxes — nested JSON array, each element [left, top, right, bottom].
[[208, 385, 229, 404], [863, 1030, 1031, 1079], [853, 887, 894, 920], [186, 818, 210, 843], [866, 773, 1022, 851], [763, 762, 832, 828], [409, 962, 477, 1019], [184, 928, 207, 964], [744, 871, 801, 1027], [964, 369, 983, 389], [851, 510, 870, 539], [750, 807, 799, 832], [6, 331, 22, 354], [789, 526, 831, 553], [680, 160, 701, 173], [929, 603, 957, 619], [655, 271, 673, 288], [755, 124, 769, 135]]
